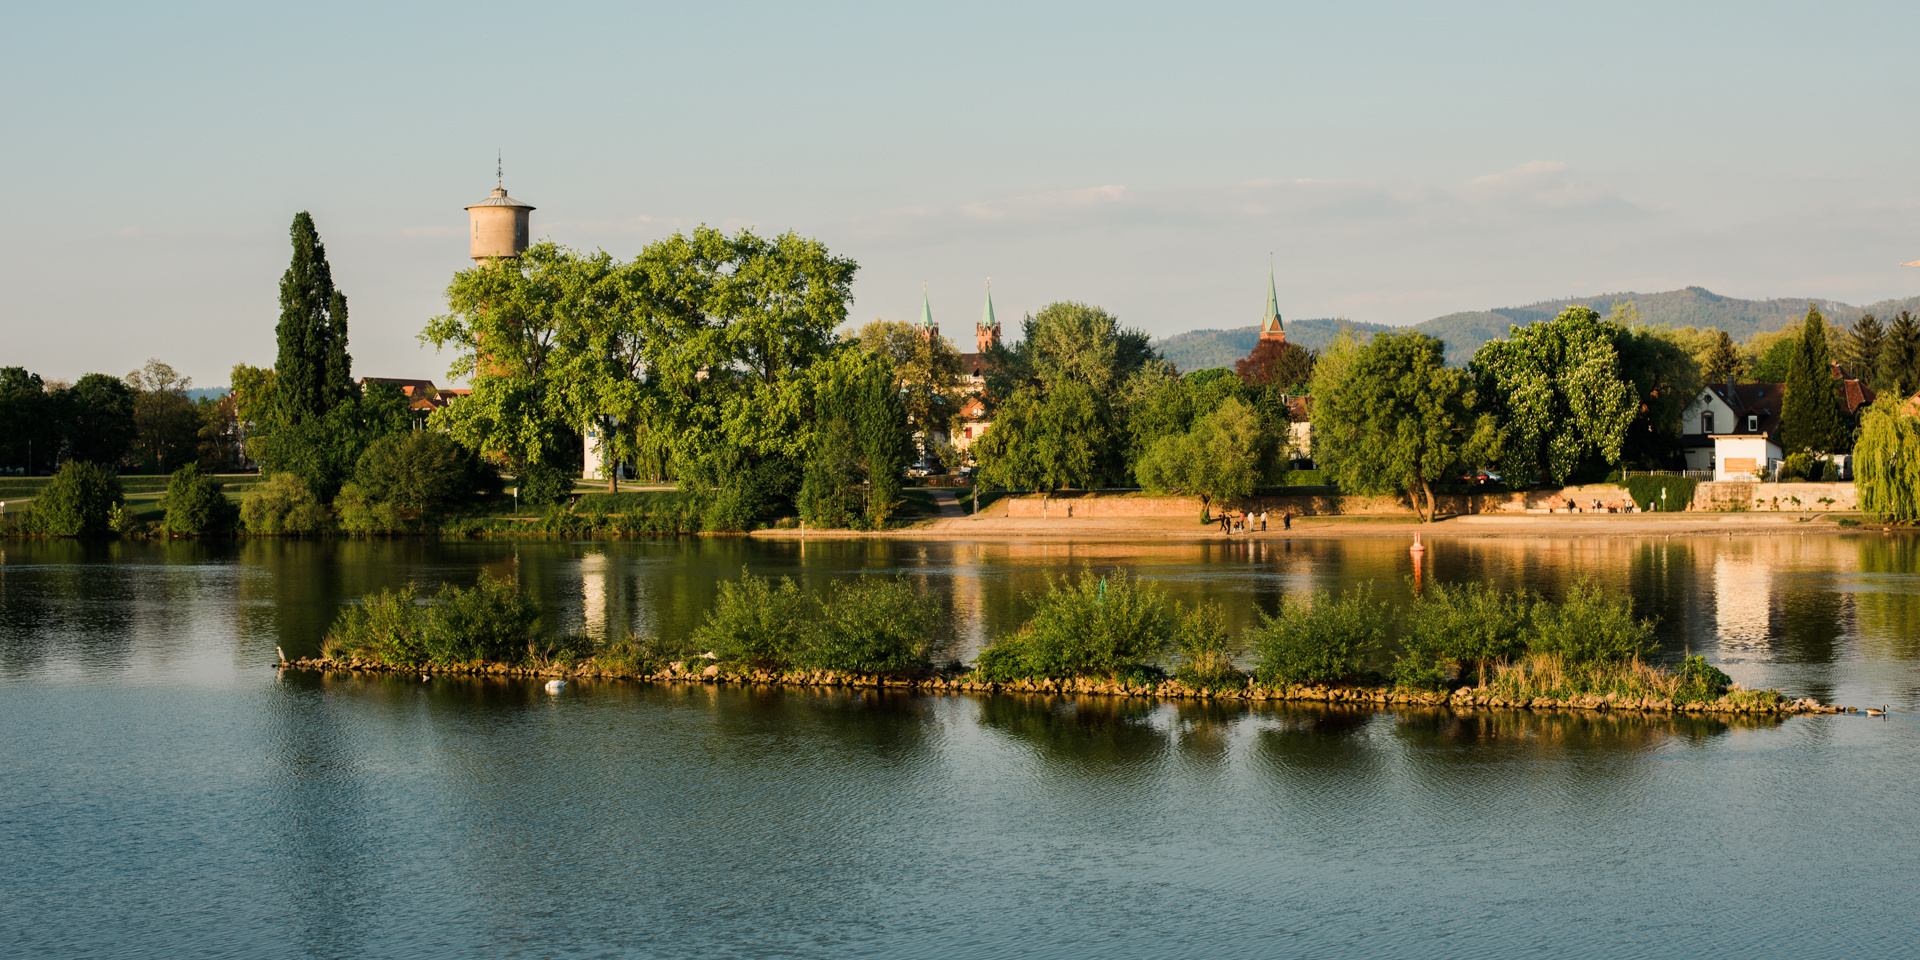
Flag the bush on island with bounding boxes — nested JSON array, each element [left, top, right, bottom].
[[162, 463, 240, 536], [1392, 581, 1534, 691], [1249, 586, 1388, 686], [30, 461, 124, 537], [975, 571, 1174, 682], [692, 571, 944, 673], [242, 473, 331, 534], [1171, 600, 1240, 690], [1527, 580, 1655, 665], [324, 573, 540, 666]]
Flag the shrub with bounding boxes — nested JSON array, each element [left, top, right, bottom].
[[1781, 452, 1813, 482], [161, 463, 239, 535], [691, 571, 809, 667], [1249, 586, 1388, 686], [31, 461, 124, 537], [1172, 601, 1240, 689], [981, 571, 1174, 680], [592, 633, 696, 674], [1819, 459, 1840, 482], [1393, 582, 1534, 690], [1527, 580, 1656, 666], [1671, 654, 1733, 703], [334, 481, 408, 534], [801, 577, 943, 673], [323, 574, 540, 667], [1618, 475, 1698, 513], [354, 431, 485, 519], [517, 461, 572, 507], [242, 473, 331, 534]]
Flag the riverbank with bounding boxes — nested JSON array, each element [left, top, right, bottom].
[[754, 511, 1870, 541], [278, 655, 1846, 717]]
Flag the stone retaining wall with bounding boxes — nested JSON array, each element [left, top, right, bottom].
[[998, 484, 1640, 518], [1692, 481, 1855, 512]]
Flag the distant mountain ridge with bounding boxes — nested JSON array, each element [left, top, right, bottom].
[[1153, 286, 1920, 372]]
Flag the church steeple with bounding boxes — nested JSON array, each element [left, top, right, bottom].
[[976, 283, 1000, 352], [918, 286, 939, 341], [1260, 266, 1285, 343]]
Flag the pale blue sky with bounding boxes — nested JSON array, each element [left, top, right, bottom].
[[5, 1, 1917, 386]]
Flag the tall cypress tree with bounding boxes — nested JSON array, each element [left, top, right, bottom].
[[1781, 305, 1845, 453], [274, 212, 352, 425]]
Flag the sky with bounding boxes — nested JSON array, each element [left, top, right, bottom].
[[5, 0, 1919, 387]]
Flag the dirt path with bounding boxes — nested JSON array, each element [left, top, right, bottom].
[[923, 489, 967, 519]]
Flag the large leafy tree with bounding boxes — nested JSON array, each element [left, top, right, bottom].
[[974, 382, 1116, 496], [983, 301, 1156, 399], [1470, 306, 1636, 485], [125, 359, 203, 474], [852, 319, 961, 453], [426, 242, 614, 494], [1317, 332, 1474, 522], [1234, 339, 1315, 390], [1135, 396, 1271, 517], [1605, 316, 1702, 468], [0, 368, 55, 473], [1781, 305, 1847, 454], [57, 374, 138, 469], [797, 350, 910, 528]]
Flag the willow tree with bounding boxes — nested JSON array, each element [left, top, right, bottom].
[[1855, 397, 1920, 520], [1469, 306, 1636, 485]]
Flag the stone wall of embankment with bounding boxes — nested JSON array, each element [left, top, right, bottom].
[[1691, 481, 1856, 512], [998, 484, 1640, 518]]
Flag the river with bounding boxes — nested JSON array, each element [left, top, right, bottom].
[[2, 534, 1916, 958]]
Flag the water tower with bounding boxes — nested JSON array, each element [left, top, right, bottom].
[[466, 164, 534, 261]]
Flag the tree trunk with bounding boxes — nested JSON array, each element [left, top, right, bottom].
[[1419, 479, 1436, 523]]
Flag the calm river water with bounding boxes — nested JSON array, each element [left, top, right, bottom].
[[3, 534, 1918, 958]]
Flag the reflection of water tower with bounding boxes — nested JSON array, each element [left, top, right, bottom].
[[466, 168, 534, 261]]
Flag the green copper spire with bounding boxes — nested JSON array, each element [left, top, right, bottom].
[[920, 288, 935, 331], [981, 288, 996, 328], [1261, 266, 1285, 340]]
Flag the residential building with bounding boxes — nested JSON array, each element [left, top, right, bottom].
[[1679, 365, 1874, 480]]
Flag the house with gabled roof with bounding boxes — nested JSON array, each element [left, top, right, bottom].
[[1680, 364, 1875, 480]]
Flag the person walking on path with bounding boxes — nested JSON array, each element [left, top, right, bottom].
[[1259, 510, 1269, 532], [1282, 510, 1292, 531]]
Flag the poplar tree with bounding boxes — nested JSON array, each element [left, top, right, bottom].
[[275, 212, 352, 424], [1781, 305, 1845, 454]]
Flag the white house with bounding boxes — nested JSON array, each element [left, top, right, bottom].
[[1681, 383, 1784, 480]]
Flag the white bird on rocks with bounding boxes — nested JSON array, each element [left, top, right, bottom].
[[545, 679, 567, 693]]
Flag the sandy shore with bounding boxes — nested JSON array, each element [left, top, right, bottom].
[[753, 511, 1871, 541]]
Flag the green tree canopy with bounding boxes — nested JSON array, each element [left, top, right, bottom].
[[1703, 329, 1741, 384], [1882, 310, 1920, 398], [1856, 396, 1920, 520], [974, 381, 1117, 495], [1469, 306, 1636, 484], [852, 319, 961, 451], [274, 211, 352, 425], [58, 374, 137, 469], [1780, 305, 1847, 454], [126, 358, 203, 474], [1135, 396, 1272, 514], [0, 368, 54, 474], [1846, 313, 1885, 387], [1317, 331, 1474, 522], [983, 301, 1157, 398], [797, 349, 910, 528]]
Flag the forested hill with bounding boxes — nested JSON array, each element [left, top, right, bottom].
[[1155, 317, 1395, 373], [1153, 286, 1920, 371]]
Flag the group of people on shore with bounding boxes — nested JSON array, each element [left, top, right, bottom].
[[1216, 508, 1290, 534]]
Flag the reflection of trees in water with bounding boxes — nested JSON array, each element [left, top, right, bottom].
[[976, 694, 1168, 768], [0, 540, 141, 676], [1850, 537, 1920, 665], [1390, 706, 1747, 753]]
